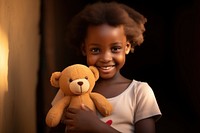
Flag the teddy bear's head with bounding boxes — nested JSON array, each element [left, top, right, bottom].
[[46, 64, 112, 127], [50, 64, 99, 96]]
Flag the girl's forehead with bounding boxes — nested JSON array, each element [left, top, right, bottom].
[[85, 24, 126, 41]]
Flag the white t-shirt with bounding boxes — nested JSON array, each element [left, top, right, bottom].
[[98, 80, 162, 133], [51, 79, 162, 133]]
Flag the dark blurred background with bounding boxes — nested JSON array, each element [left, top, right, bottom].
[[37, 0, 200, 132]]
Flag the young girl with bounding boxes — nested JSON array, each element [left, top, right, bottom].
[[51, 1, 161, 133]]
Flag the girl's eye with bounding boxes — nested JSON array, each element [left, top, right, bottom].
[[111, 46, 121, 52], [90, 48, 100, 54]]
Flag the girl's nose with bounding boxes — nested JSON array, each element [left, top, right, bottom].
[[100, 51, 112, 62]]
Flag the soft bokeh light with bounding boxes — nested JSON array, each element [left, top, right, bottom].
[[0, 26, 9, 92], [0, 25, 9, 133]]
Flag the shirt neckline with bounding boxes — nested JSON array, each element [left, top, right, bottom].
[[107, 79, 135, 100]]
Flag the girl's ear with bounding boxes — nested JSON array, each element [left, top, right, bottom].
[[81, 43, 86, 56], [125, 42, 131, 54]]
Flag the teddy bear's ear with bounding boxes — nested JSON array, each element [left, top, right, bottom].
[[50, 72, 61, 88], [89, 66, 99, 81]]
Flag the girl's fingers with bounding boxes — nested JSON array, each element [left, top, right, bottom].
[[65, 109, 77, 119], [67, 107, 78, 113]]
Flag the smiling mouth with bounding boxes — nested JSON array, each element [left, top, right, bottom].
[[98, 66, 114, 71]]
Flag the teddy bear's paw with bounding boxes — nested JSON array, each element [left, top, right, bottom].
[[46, 113, 60, 127], [103, 108, 112, 116]]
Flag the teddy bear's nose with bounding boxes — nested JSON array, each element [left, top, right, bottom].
[[78, 81, 83, 86]]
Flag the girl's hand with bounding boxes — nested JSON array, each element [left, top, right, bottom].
[[64, 104, 101, 133]]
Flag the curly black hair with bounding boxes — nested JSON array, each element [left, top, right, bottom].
[[66, 1, 147, 53]]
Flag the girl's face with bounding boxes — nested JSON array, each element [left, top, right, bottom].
[[83, 24, 131, 79]]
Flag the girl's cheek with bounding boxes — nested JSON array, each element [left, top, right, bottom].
[[87, 56, 96, 65]]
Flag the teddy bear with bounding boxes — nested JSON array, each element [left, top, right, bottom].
[[45, 64, 113, 127]]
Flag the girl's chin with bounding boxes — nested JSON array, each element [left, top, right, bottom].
[[99, 72, 116, 79]]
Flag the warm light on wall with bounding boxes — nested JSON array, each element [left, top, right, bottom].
[[0, 27, 9, 92]]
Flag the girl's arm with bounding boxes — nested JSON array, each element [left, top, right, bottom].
[[135, 117, 156, 133], [64, 105, 120, 133]]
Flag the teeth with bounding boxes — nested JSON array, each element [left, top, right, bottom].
[[101, 66, 112, 70]]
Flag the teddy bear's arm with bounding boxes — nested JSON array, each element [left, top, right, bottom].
[[46, 96, 71, 127], [90, 92, 113, 117]]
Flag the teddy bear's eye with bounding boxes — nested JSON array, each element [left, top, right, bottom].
[[85, 76, 88, 80], [69, 78, 73, 82]]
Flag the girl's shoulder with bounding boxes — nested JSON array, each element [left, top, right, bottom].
[[128, 79, 151, 90], [125, 79, 154, 97]]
